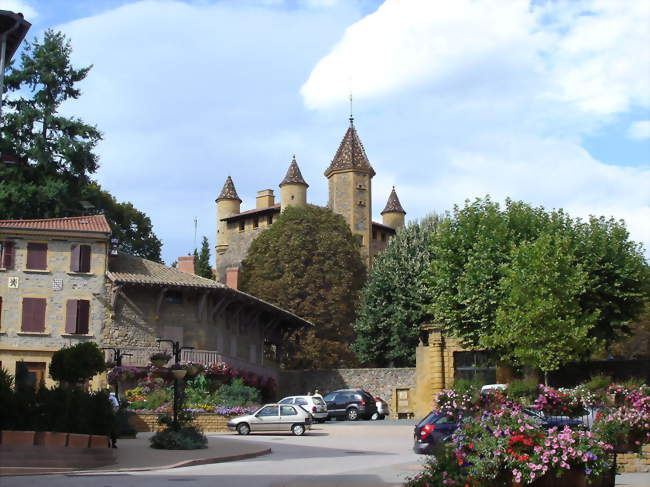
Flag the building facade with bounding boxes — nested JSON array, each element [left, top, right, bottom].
[[215, 119, 407, 283]]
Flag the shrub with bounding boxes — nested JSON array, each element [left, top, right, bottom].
[[506, 379, 538, 403], [50, 342, 106, 385], [215, 378, 261, 407], [452, 378, 482, 396], [583, 374, 613, 392], [150, 426, 207, 450], [0, 368, 14, 430]]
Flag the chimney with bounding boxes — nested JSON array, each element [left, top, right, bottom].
[[226, 267, 240, 289], [177, 255, 195, 274], [256, 189, 275, 209]]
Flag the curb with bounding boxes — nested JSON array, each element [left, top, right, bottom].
[[0, 448, 272, 477]]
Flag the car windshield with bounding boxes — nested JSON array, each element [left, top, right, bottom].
[[278, 398, 293, 404], [323, 393, 336, 401], [313, 397, 325, 406]]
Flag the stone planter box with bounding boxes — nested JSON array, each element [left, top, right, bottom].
[[34, 431, 68, 447], [89, 435, 110, 448], [66, 433, 90, 448], [1, 430, 36, 446], [129, 412, 230, 432]]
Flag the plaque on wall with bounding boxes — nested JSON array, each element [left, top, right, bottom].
[[52, 279, 63, 291]]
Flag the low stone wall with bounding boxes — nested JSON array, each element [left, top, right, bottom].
[[279, 368, 416, 417], [129, 413, 231, 433], [617, 444, 650, 473]]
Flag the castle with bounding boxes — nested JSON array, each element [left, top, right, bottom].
[[214, 118, 406, 285]]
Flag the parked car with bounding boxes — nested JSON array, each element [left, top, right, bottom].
[[279, 395, 328, 423], [413, 411, 460, 454], [227, 403, 312, 436], [323, 389, 378, 421], [371, 397, 389, 420]]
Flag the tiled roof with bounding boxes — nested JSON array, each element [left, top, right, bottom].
[[221, 204, 281, 222], [381, 187, 406, 214], [280, 155, 309, 187], [216, 176, 241, 202], [0, 214, 111, 234], [324, 119, 375, 178]]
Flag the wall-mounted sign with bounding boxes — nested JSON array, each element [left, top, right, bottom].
[[8, 276, 19, 288], [52, 279, 63, 291]]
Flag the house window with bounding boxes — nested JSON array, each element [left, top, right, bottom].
[[267, 215, 273, 225], [0, 241, 15, 269], [238, 221, 245, 231], [26, 242, 48, 270], [253, 217, 259, 229], [372, 231, 377, 240], [70, 244, 92, 273], [15, 362, 46, 391], [65, 299, 90, 334], [21, 297, 46, 332]]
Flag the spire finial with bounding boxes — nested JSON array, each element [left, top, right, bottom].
[[349, 92, 354, 126]]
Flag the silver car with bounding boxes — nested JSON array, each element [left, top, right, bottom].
[[279, 395, 328, 422], [227, 403, 313, 436]]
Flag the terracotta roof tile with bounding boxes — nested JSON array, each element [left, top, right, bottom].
[[0, 214, 111, 233], [216, 176, 241, 202], [381, 187, 406, 214], [324, 119, 375, 178], [280, 155, 309, 187]]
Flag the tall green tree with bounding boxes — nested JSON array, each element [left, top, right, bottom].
[[353, 215, 441, 366], [194, 236, 212, 279], [240, 205, 366, 369], [426, 196, 649, 372], [0, 30, 162, 261]]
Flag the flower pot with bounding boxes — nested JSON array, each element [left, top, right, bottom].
[[172, 369, 187, 380], [67, 433, 90, 448], [1, 430, 35, 446], [34, 431, 68, 447], [185, 365, 200, 378]]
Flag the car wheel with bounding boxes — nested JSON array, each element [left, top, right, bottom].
[[292, 424, 305, 436], [346, 408, 359, 421], [236, 423, 250, 435], [370, 412, 379, 421]]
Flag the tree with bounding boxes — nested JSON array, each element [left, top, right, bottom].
[[240, 205, 366, 369], [49, 342, 106, 386], [426, 196, 649, 372], [0, 30, 162, 261], [353, 215, 441, 366], [194, 236, 212, 279]]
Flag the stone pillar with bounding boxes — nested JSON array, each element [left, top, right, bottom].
[[414, 324, 446, 419]]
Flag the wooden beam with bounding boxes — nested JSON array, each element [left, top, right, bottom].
[[154, 287, 168, 320], [117, 288, 146, 317], [197, 292, 208, 322], [211, 296, 231, 321]]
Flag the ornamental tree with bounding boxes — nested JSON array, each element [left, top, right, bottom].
[[353, 215, 441, 366], [240, 205, 366, 369], [49, 342, 106, 386]]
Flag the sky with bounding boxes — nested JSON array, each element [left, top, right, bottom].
[[2, 0, 649, 265]]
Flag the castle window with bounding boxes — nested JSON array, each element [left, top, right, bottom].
[[267, 215, 273, 225], [357, 200, 366, 207], [356, 183, 366, 190], [291, 195, 295, 200], [253, 218, 259, 229], [238, 221, 245, 232]]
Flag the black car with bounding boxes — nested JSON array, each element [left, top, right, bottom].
[[413, 411, 460, 454], [323, 389, 378, 421]]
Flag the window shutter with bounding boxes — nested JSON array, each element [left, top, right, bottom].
[[27, 243, 47, 270], [76, 300, 90, 334], [22, 298, 46, 332], [65, 300, 78, 333], [79, 245, 91, 273], [2, 241, 15, 269], [70, 245, 80, 272]]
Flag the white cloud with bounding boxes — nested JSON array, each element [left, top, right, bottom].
[[0, 0, 37, 18], [627, 121, 650, 140]]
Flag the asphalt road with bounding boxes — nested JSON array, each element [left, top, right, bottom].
[[2, 422, 423, 487]]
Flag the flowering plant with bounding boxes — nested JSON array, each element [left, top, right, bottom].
[[150, 351, 172, 362], [205, 361, 235, 380], [533, 385, 586, 417], [107, 366, 149, 384], [592, 405, 650, 450]]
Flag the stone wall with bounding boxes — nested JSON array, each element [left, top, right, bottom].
[[617, 445, 650, 473], [130, 413, 230, 433], [279, 368, 416, 417], [216, 218, 274, 282]]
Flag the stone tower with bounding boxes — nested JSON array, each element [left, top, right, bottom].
[[279, 155, 309, 212], [381, 186, 406, 230], [325, 118, 375, 265], [215, 175, 241, 258]]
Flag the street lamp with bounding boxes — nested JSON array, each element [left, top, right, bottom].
[[156, 339, 194, 428], [0, 10, 30, 121], [101, 347, 133, 401]]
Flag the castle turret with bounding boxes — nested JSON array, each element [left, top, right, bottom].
[[381, 186, 406, 229], [325, 117, 375, 265], [279, 155, 308, 212], [215, 176, 241, 257]]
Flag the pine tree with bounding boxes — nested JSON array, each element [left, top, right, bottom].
[[195, 236, 213, 279]]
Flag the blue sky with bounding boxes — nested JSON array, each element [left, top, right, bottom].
[[3, 0, 649, 264]]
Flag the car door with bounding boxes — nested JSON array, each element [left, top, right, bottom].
[[253, 405, 280, 431], [335, 393, 352, 416], [280, 405, 300, 429], [432, 414, 458, 442], [324, 392, 339, 416]]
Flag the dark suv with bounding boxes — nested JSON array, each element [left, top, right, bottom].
[[323, 389, 378, 421]]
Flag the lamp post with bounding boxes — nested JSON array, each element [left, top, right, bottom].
[[156, 339, 194, 428], [0, 10, 30, 122], [101, 347, 132, 402]]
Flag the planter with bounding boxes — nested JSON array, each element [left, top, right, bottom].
[[89, 435, 110, 448], [185, 365, 202, 378], [511, 468, 614, 487], [34, 431, 68, 447], [151, 359, 167, 368], [1, 430, 35, 446], [67, 433, 90, 448], [172, 369, 187, 380]]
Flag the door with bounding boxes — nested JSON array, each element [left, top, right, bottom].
[[253, 405, 280, 431], [323, 392, 340, 417], [280, 405, 300, 429], [334, 392, 353, 417]]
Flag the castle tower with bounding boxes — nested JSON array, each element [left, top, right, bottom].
[[325, 118, 375, 265], [279, 155, 309, 212], [381, 186, 406, 229], [215, 175, 241, 257]]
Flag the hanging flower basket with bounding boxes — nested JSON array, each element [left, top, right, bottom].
[[171, 369, 187, 380], [150, 352, 171, 368]]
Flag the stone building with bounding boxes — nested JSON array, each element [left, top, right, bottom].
[[215, 118, 407, 284], [0, 215, 311, 389]]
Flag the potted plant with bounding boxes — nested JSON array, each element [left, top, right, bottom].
[[150, 352, 171, 368], [183, 361, 204, 379], [170, 364, 187, 380]]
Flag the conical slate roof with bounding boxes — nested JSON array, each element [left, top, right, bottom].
[[216, 176, 241, 202], [280, 155, 309, 187], [381, 187, 406, 214], [324, 119, 375, 178]]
